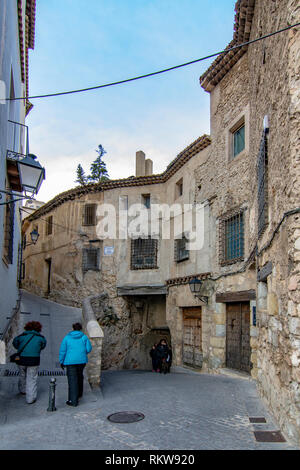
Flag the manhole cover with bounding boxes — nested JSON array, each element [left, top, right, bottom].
[[254, 431, 286, 442], [107, 411, 145, 423]]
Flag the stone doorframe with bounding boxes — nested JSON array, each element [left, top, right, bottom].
[[212, 290, 258, 377]]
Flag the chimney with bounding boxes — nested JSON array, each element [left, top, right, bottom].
[[136, 150, 145, 177], [145, 159, 153, 176]]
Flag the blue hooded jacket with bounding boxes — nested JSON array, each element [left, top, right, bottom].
[[59, 331, 92, 366]]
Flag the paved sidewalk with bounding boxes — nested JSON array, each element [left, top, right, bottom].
[[0, 291, 298, 450]]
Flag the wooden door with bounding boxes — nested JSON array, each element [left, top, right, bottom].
[[226, 302, 250, 373], [182, 308, 202, 368]]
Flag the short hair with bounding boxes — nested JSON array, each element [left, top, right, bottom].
[[73, 322, 82, 331], [24, 321, 42, 332]]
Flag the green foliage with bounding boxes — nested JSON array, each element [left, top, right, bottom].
[[75, 145, 109, 186], [88, 145, 109, 183], [75, 164, 87, 186]]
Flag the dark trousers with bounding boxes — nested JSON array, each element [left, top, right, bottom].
[[66, 364, 85, 405]]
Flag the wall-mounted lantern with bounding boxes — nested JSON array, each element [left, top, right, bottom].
[[189, 277, 209, 304]]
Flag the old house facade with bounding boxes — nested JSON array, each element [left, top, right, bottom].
[[22, 0, 300, 444], [0, 0, 37, 361]]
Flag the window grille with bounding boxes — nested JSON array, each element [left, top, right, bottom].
[[82, 247, 100, 272], [3, 195, 15, 264], [233, 124, 245, 158], [131, 237, 158, 270], [219, 210, 245, 265], [257, 130, 268, 238], [82, 204, 97, 226], [46, 216, 53, 236], [175, 236, 189, 262]]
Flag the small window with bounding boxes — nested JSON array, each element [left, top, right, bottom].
[[131, 237, 158, 270], [233, 124, 245, 158], [45, 216, 53, 236], [220, 210, 245, 265], [142, 194, 151, 209], [175, 235, 189, 262], [82, 204, 97, 226], [175, 178, 183, 199], [82, 247, 100, 272]]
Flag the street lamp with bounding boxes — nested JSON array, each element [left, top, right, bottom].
[[189, 277, 208, 304], [29, 228, 39, 245], [18, 154, 45, 195], [19, 228, 40, 288], [0, 120, 45, 206]]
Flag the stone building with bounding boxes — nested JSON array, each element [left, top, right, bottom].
[[22, 0, 300, 444], [0, 0, 37, 361]]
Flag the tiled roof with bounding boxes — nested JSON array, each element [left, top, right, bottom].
[[25, 134, 211, 221], [200, 0, 255, 92]]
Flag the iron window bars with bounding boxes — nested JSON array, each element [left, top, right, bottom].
[[219, 209, 245, 265], [175, 235, 189, 262], [257, 130, 268, 238], [82, 204, 97, 226], [131, 237, 158, 270], [82, 247, 100, 273]]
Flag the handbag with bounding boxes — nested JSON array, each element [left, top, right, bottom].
[[10, 334, 35, 364]]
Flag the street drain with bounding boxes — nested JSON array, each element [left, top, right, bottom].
[[254, 431, 286, 442], [249, 417, 267, 423], [3, 369, 66, 377], [107, 411, 145, 423]]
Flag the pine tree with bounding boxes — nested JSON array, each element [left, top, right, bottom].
[[88, 145, 109, 183], [75, 164, 87, 186]]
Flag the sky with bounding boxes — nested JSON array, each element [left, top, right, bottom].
[[26, 0, 237, 203]]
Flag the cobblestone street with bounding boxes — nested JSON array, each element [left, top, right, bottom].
[[0, 292, 298, 451], [0, 368, 298, 450]]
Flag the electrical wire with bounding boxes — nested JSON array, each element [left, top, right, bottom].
[[20, 207, 87, 237], [6, 22, 300, 102]]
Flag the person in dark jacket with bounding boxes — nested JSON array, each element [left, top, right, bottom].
[[12, 321, 47, 404], [149, 343, 159, 372], [59, 322, 92, 407], [155, 339, 171, 373]]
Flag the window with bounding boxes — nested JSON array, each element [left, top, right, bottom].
[[3, 195, 15, 264], [45, 216, 53, 236], [257, 130, 268, 238], [142, 194, 151, 209], [82, 204, 97, 226], [82, 247, 100, 272], [175, 178, 183, 199], [131, 237, 158, 270], [233, 124, 245, 158], [220, 210, 245, 265], [175, 235, 189, 262]]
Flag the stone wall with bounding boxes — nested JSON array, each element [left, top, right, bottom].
[[247, 0, 300, 445]]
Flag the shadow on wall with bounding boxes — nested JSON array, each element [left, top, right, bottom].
[[123, 328, 171, 370]]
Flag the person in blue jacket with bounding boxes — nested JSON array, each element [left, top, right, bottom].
[[12, 321, 47, 404], [59, 322, 92, 407]]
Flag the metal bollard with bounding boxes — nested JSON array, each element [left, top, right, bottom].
[[47, 377, 57, 412]]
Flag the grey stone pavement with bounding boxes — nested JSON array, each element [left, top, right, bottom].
[[0, 291, 298, 450]]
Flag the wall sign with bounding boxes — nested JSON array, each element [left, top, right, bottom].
[[104, 246, 114, 256]]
